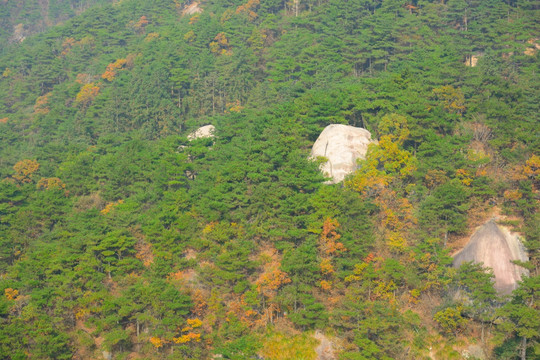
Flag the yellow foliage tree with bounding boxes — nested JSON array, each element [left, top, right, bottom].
[[172, 332, 201, 344], [4, 288, 19, 300], [210, 32, 232, 55], [184, 30, 196, 42], [319, 258, 335, 275], [346, 114, 416, 195], [378, 189, 417, 251], [347, 114, 417, 253], [75, 83, 100, 106], [13, 159, 39, 183], [102, 59, 128, 81], [455, 168, 472, 186], [189, 14, 200, 24], [432, 85, 466, 115], [101, 199, 124, 215], [37, 177, 66, 191], [149, 336, 164, 348], [226, 100, 244, 113], [260, 330, 318, 360]]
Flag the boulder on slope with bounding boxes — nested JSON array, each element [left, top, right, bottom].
[[188, 124, 215, 141], [453, 220, 528, 294], [311, 124, 374, 184]]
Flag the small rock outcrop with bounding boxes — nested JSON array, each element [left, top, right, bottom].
[[462, 344, 486, 360], [453, 220, 528, 294], [314, 330, 336, 360], [182, 2, 203, 16], [187, 125, 215, 141], [311, 124, 374, 184], [464, 53, 483, 67]]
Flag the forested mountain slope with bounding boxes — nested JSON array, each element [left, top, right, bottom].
[[0, 0, 538, 359]]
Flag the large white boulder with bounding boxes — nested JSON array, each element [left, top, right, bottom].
[[311, 124, 374, 183], [453, 220, 528, 294], [188, 125, 215, 141]]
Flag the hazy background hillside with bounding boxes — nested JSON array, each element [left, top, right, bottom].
[[0, 0, 116, 51]]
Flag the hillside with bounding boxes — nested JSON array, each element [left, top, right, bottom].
[[0, 0, 539, 359], [0, 0, 115, 50]]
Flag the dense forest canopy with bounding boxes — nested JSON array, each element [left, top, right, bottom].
[[0, 0, 538, 359]]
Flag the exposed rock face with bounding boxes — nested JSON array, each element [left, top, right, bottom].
[[188, 125, 215, 141], [182, 2, 203, 16], [462, 344, 486, 360], [453, 220, 528, 294], [464, 55, 478, 67], [311, 124, 374, 184], [11, 23, 26, 43], [314, 330, 336, 360]]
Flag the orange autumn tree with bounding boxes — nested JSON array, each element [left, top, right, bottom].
[[209, 32, 232, 55], [75, 83, 100, 106], [34, 93, 51, 115], [61, 37, 76, 56], [255, 246, 291, 324], [149, 336, 164, 348], [13, 159, 39, 184], [504, 154, 540, 211], [102, 58, 128, 81], [133, 15, 149, 34], [172, 318, 202, 344], [318, 218, 346, 291], [510, 154, 540, 188], [226, 295, 259, 328], [236, 0, 260, 21]]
